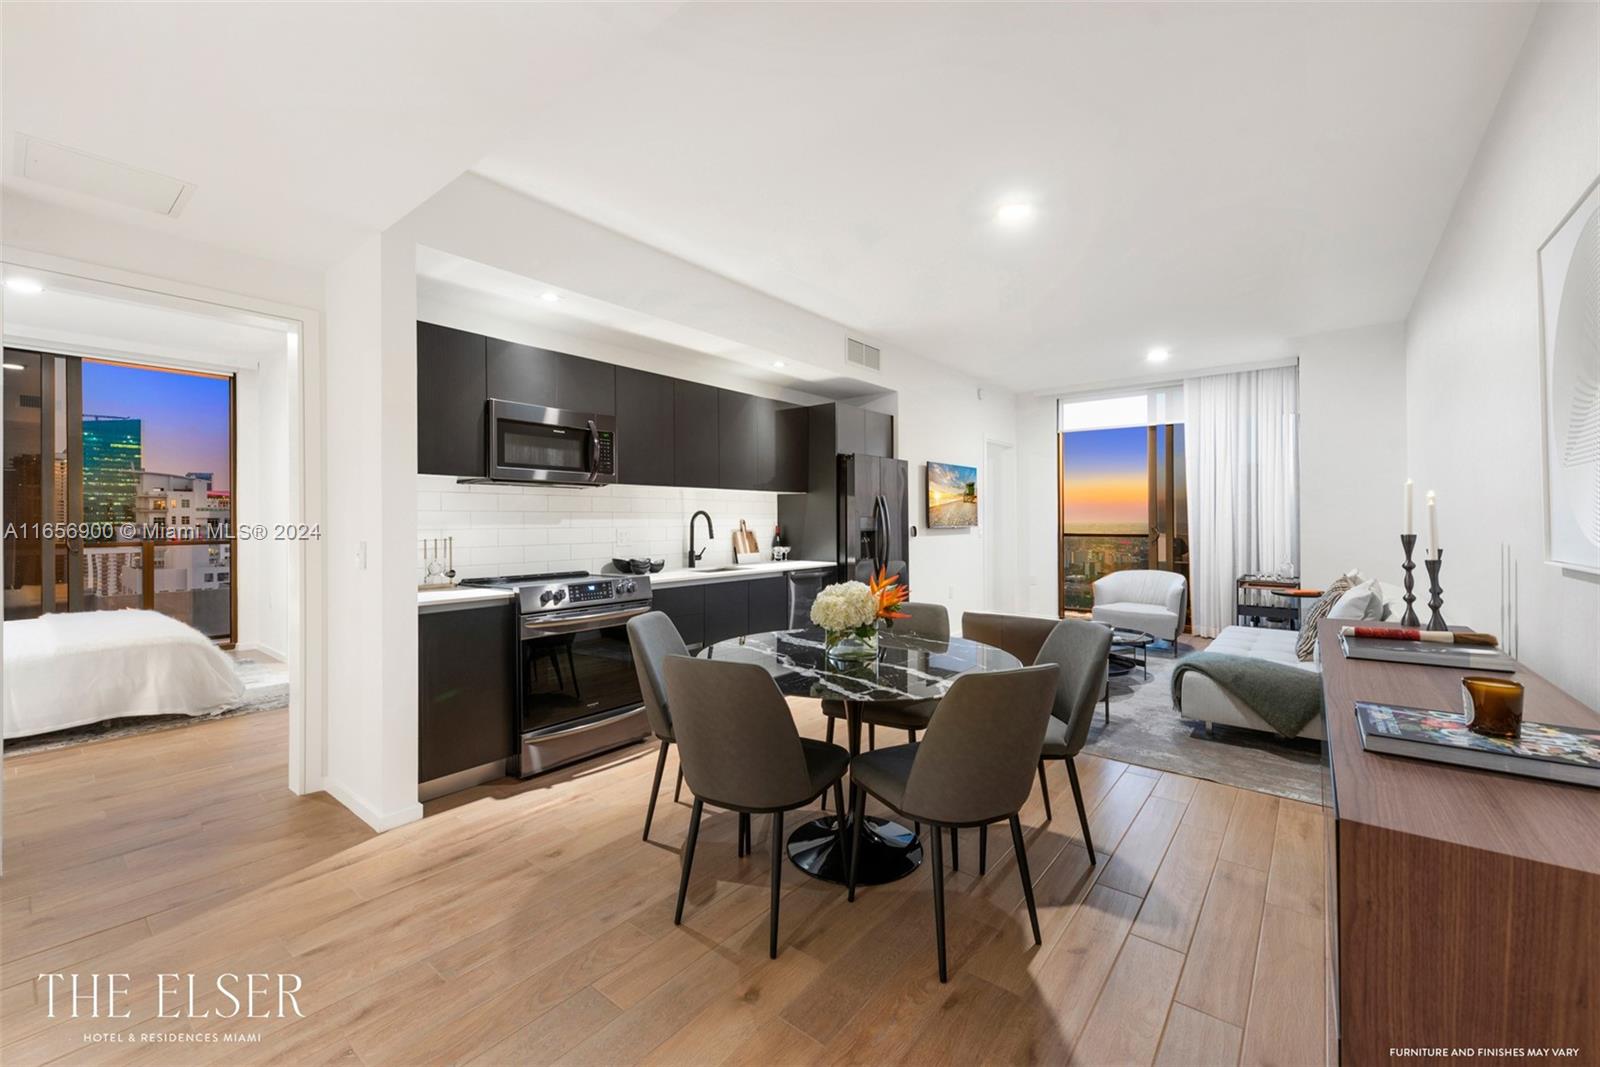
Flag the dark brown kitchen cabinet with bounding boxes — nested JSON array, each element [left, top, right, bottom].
[[418, 603, 517, 783], [717, 389, 760, 490], [774, 405, 809, 492], [704, 581, 750, 645], [863, 409, 894, 458], [673, 380, 720, 488], [652, 584, 705, 647], [417, 322, 487, 477], [486, 337, 615, 415], [615, 367, 675, 486], [748, 576, 788, 633]]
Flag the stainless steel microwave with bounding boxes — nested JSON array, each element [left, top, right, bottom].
[[485, 398, 616, 485]]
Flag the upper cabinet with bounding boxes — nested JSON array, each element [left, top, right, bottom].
[[486, 338, 615, 415], [417, 322, 488, 477], [614, 367, 676, 486], [863, 409, 894, 459], [415, 322, 824, 491]]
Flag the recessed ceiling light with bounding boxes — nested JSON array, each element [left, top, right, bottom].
[[772, 361, 786, 369], [3, 362, 25, 371], [5, 277, 44, 295], [539, 291, 561, 304], [1146, 347, 1171, 363], [995, 201, 1036, 227]]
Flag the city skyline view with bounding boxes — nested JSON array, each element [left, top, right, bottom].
[[83, 360, 231, 492]]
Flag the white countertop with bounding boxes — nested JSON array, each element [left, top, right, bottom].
[[417, 586, 515, 609], [418, 560, 835, 608], [645, 560, 835, 588]]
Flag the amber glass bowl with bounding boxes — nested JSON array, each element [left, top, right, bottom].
[[1461, 676, 1524, 739]]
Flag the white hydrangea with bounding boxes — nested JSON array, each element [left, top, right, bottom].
[[810, 581, 879, 632]]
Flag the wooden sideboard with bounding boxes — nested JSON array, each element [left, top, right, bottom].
[[1317, 620, 1600, 1063]]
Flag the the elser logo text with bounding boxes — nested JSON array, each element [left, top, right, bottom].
[[38, 973, 305, 1020]]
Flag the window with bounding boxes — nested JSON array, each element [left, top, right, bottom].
[[1057, 390, 1188, 618], [3, 351, 235, 642]]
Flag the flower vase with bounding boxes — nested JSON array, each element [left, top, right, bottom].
[[825, 626, 878, 663]]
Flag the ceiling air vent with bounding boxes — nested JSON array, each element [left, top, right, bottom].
[[846, 338, 880, 371], [12, 135, 194, 217]]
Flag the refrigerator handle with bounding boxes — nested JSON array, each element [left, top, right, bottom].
[[874, 494, 889, 574]]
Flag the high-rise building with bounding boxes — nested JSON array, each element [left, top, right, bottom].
[[82, 415, 142, 524]]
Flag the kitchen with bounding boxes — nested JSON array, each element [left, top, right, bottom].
[[414, 318, 909, 801]]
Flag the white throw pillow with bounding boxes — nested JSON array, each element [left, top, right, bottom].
[[1327, 578, 1385, 621]]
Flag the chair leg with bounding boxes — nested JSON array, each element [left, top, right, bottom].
[[826, 717, 836, 746], [868, 723, 876, 751], [831, 780, 847, 860], [1010, 814, 1042, 946], [1037, 761, 1053, 821], [1104, 679, 1111, 724], [950, 826, 960, 872], [643, 739, 669, 841], [908, 729, 917, 743], [674, 764, 684, 804], [979, 823, 988, 876], [740, 812, 753, 858], [930, 824, 949, 983], [675, 798, 704, 925], [1066, 757, 1096, 865], [847, 786, 866, 902], [769, 810, 785, 959]]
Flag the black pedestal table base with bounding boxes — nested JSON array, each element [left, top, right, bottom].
[[787, 813, 922, 885]]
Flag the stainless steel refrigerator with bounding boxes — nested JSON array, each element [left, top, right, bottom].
[[838, 453, 910, 586]]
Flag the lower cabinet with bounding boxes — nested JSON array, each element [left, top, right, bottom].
[[652, 585, 705, 648], [418, 602, 517, 783], [704, 581, 749, 646], [651, 574, 792, 648], [748, 576, 788, 633]]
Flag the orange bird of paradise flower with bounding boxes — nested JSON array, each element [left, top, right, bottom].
[[869, 566, 910, 621]]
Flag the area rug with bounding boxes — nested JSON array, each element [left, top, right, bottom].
[[1083, 640, 1324, 804], [2, 654, 290, 755]]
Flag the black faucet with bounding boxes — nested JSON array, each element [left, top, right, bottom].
[[689, 510, 714, 568]]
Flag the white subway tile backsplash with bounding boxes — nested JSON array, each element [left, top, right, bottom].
[[416, 476, 784, 581]]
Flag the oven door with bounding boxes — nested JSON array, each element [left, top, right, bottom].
[[519, 605, 647, 735], [488, 399, 616, 485]]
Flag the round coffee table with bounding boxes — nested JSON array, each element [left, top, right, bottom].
[[698, 627, 1022, 885], [1107, 627, 1155, 681]]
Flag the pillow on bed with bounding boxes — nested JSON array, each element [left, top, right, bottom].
[[1296, 573, 1358, 661]]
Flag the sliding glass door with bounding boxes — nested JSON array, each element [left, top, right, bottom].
[[1057, 423, 1188, 617], [3, 350, 235, 642]]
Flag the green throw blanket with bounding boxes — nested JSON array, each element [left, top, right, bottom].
[[1170, 653, 1324, 738]]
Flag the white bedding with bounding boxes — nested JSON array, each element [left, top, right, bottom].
[[3, 610, 245, 739]]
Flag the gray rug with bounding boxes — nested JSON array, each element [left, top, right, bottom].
[[1083, 641, 1324, 804], [3, 654, 290, 755]]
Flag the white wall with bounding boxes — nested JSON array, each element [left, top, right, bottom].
[[1296, 322, 1408, 587], [236, 350, 292, 658], [1017, 395, 1062, 618], [1405, 0, 1600, 707]]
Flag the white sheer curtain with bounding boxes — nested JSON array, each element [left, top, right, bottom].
[[1183, 365, 1299, 637]]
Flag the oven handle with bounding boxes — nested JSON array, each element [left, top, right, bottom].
[[521, 604, 650, 635]]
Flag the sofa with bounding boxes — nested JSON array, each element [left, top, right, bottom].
[[1091, 570, 1187, 652], [1177, 575, 1401, 741]]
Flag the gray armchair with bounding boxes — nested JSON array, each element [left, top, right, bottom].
[[1091, 569, 1187, 652]]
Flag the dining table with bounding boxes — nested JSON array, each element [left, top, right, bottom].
[[697, 626, 1024, 885]]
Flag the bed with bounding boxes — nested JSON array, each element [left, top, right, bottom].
[[3, 609, 245, 739]]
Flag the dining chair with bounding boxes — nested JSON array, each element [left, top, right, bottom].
[[845, 663, 1059, 982], [1031, 619, 1112, 864], [822, 601, 949, 755], [627, 611, 691, 841], [662, 654, 851, 959]]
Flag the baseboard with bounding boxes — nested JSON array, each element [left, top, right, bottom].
[[233, 642, 288, 662], [322, 779, 423, 833]]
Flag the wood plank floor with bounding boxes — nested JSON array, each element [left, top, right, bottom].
[[1, 702, 1327, 1066]]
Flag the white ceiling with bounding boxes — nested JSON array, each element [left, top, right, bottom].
[[2, 3, 1534, 392]]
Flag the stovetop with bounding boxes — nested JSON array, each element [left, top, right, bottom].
[[461, 570, 651, 614]]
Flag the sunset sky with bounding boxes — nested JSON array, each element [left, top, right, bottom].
[[83, 361, 231, 490], [1060, 427, 1147, 532]]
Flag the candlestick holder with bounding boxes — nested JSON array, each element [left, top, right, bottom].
[[1424, 551, 1447, 632], [1399, 533, 1421, 628]]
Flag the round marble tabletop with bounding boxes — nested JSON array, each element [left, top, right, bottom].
[[697, 626, 1024, 704]]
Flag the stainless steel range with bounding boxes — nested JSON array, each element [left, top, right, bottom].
[[460, 570, 652, 777]]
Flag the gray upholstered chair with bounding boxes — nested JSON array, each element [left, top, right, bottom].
[[960, 611, 1058, 667], [845, 664, 1059, 982], [1091, 569, 1187, 653], [1032, 619, 1112, 864], [627, 612, 691, 841], [662, 655, 851, 959], [821, 602, 949, 759]]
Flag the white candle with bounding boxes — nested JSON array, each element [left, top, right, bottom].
[[1404, 479, 1414, 536], [1426, 491, 1438, 559]]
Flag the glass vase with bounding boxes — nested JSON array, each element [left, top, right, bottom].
[[825, 626, 878, 663]]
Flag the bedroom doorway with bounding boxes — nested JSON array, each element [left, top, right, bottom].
[[2, 353, 237, 643]]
